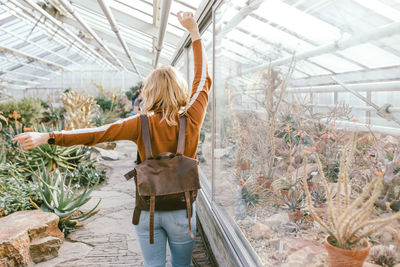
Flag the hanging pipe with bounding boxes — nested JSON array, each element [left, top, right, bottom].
[[57, 0, 127, 71], [153, 0, 172, 68], [97, 0, 143, 79]]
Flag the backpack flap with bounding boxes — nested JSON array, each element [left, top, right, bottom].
[[135, 154, 200, 197]]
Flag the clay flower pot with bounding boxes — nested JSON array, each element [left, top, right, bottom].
[[324, 236, 370, 267]]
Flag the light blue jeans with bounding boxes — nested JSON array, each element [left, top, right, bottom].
[[134, 204, 196, 267]]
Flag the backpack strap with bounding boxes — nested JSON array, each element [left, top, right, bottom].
[[149, 196, 155, 244], [140, 115, 154, 159], [185, 191, 194, 239], [176, 116, 187, 155]]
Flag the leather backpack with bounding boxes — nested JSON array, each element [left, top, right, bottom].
[[124, 115, 200, 244]]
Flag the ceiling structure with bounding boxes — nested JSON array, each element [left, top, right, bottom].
[[0, 0, 204, 91], [0, 0, 399, 94]]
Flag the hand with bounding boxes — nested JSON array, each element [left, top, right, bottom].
[[12, 132, 50, 150], [177, 11, 198, 33]]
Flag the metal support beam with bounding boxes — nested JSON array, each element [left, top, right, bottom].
[[245, 21, 400, 73], [69, 0, 180, 45], [0, 44, 67, 70], [0, 76, 40, 85], [286, 80, 400, 93], [0, 26, 79, 66], [0, 55, 60, 74], [57, 0, 126, 71], [59, 17, 163, 68], [97, 0, 142, 79], [20, 0, 118, 70], [2, 1, 103, 68], [0, 70, 50, 80], [153, 0, 172, 68]]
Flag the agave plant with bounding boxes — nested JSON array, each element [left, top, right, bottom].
[[16, 144, 89, 172], [34, 162, 101, 234]]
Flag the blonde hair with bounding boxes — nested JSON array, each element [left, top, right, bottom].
[[141, 65, 189, 126]]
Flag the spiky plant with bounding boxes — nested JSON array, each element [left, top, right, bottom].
[[369, 245, 396, 267], [34, 162, 101, 234], [303, 136, 400, 250], [61, 90, 99, 130]]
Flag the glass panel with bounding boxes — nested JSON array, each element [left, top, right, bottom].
[[213, 0, 400, 265], [199, 23, 213, 185]]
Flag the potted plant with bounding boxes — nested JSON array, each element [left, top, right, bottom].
[[303, 138, 400, 267], [282, 188, 304, 222]]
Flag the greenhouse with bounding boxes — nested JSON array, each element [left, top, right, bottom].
[[0, 0, 400, 266]]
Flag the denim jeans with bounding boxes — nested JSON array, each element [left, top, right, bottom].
[[134, 204, 196, 267]]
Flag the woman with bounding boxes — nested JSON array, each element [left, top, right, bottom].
[[12, 11, 212, 267]]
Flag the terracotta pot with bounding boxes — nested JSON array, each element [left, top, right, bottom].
[[324, 236, 370, 267], [288, 210, 303, 222]]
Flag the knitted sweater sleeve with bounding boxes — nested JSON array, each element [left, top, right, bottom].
[[53, 115, 140, 146], [183, 39, 212, 125]]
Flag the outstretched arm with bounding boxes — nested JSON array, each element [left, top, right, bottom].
[[12, 115, 140, 149], [178, 11, 212, 125]]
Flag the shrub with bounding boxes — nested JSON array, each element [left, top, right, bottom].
[[0, 98, 44, 126]]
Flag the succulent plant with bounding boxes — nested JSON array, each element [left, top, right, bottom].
[[369, 245, 396, 267], [61, 90, 99, 130], [34, 162, 101, 234]]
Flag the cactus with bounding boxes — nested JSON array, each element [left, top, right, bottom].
[[61, 90, 99, 130], [303, 135, 400, 250]]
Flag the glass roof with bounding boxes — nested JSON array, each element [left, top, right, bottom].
[[0, 0, 399, 91], [0, 0, 202, 89]]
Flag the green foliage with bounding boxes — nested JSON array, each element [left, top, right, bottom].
[[36, 164, 101, 235], [323, 161, 340, 182], [42, 105, 66, 127], [0, 165, 42, 216], [282, 189, 305, 211], [0, 98, 44, 126], [125, 83, 142, 100], [95, 96, 113, 112], [94, 110, 119, 126], [67, 160, 107, 187]]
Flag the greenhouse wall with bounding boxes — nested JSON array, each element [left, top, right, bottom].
[[184, 0, 400, 266]]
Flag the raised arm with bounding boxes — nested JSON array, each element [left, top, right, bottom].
[[178, 11, 212, 125], [12, 115, 140, 149]]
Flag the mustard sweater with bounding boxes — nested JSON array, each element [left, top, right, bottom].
[[54, 39, 212, 160]]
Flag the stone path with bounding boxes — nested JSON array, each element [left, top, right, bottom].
[[36, 140, 146, 267]]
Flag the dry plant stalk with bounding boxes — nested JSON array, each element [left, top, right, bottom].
[[61, 90, 99, 130], [303, 135, 400, 250]]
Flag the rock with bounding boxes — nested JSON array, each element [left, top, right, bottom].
[[283, 246, 327, 267], [269, 236, 325, 254], [30, 236, 62, 263], [0, 210, 64, 266], [291, 163, 318, 180], [251, 223, 272, 240], [263, 212, 289, 229], [94, 142, 117, 150], [363, 263, 383, 267], [269, 237, 327, 266], [92, 146, 125, 160]]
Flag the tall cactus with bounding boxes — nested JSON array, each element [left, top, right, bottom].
[[61, 90, 99, 130]]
